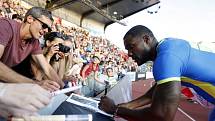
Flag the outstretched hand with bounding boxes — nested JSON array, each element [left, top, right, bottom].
[[0, 83, 52, 119], [36, 80, 60, 92]]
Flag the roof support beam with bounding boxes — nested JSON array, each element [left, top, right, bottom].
[[80, 0, 126, 27], [82, 0, 123, 18], [46, 0, 79, 11]]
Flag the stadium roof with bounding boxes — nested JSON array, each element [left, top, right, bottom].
[[22, 0, 159, 32], [46, 0, 160, 30]]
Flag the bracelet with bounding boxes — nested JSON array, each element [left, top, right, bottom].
[[113, 105, 119, 118]]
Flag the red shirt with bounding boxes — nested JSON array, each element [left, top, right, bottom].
[[0, 18, 42, 67], [81, 62, 99, 78]]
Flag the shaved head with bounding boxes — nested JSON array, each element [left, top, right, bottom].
[[123, 25, 154, 42]]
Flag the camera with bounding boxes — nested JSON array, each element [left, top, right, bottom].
[[58, 43, 70, 53]]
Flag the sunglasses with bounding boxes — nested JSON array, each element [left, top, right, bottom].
[[33, 17, 52, 32]]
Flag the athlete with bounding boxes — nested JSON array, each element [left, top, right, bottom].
[[99, 25, 215, 121]]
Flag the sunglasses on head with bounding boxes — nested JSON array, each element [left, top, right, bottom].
[[33, 17, 52, 32]]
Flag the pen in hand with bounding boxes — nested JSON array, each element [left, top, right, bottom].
[[104, 81, 109, 96]]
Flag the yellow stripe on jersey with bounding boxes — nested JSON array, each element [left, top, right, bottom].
[[181, 77, 215, 98], [157, 77, 181, 85]]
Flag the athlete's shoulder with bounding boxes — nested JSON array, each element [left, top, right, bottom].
[[159, 38, 190, 47], [157, 38, 190, 53]]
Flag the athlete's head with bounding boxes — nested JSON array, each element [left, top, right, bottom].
[[124, 25, 158, 66]]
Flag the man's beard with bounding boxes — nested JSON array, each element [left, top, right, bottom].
[[136, 49, 151, 66]]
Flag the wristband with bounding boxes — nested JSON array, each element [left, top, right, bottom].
[[113, 105, 119, 118]]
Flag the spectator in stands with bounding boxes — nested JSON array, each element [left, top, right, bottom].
[[105, 67, 118, 87], [31, 32, 64, 80], [58, 35, 80, 85], [107, 60, 113, 68], [32, 32, 73, 83], [0, 7, 64, 91], [0, 1, 6, 18], [2, 1, 14, 18], [66, 53, 84, 86], [81, 56, 104, 95], [63, 36, 74, 74], [0, 9, 5, 17], [81, 49, 92, 65], [12, 13, 23, 23], [99, 25, 215, 121]]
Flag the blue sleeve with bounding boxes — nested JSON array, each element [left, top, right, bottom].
[[153, 52, 183, 85]]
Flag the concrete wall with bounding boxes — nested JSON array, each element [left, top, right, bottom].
[[52, 8, 81, 26], [82, 18, 105, 35], [21, 0, 46, 8]]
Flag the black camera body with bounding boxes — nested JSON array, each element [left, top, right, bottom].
[[58, 43, 70, 53]]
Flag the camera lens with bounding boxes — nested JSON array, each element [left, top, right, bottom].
[[58, 43, 71, 53]]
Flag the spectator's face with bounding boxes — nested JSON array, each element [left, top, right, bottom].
[[0, 11, 4, 17], [107, 69, 113, 77], [108, 61, 113, 66], [29, 15, 52, 39], [86, 51, 91, 56], [63, 40, 73, 56], [82, 40, 87, 47], [64, 40, 73, 49], [73, 54, 78, 58], [93, 57, 100, 64], [9, 2, 14, 8]]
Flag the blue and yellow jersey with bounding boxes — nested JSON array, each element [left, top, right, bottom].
[[153, 38, 215, 104]]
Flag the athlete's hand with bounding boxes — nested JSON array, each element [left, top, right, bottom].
[[98, 96, 117, 114]]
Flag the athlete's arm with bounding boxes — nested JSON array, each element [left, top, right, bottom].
[[119, 83, 157, 109], [99, 81, 181, 121]]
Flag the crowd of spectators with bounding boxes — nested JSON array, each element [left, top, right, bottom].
[[0, 0, 26, 21], [2, 1, 214, 121], [0, 0, 140, 96]]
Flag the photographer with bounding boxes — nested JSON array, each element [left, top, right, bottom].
[[31, 32, 73, 83]]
